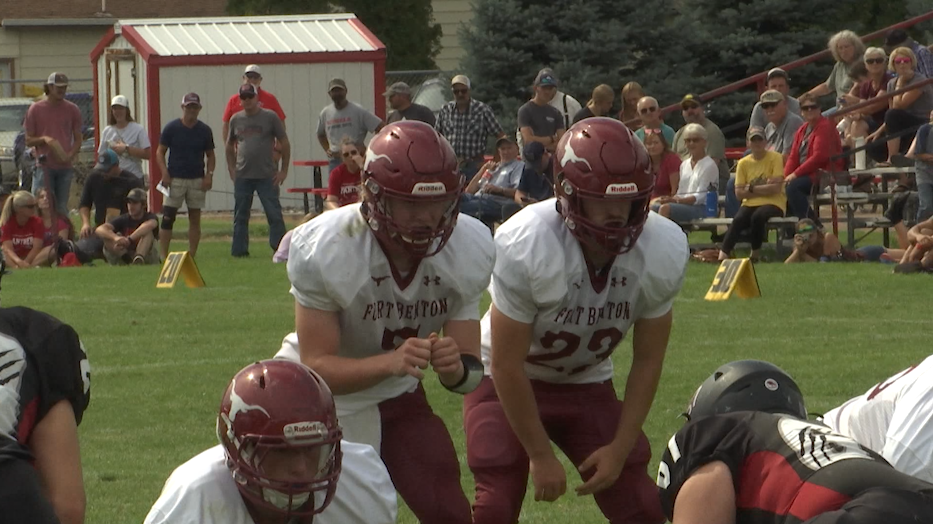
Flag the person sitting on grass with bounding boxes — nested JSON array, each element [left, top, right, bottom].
[[785, 218, 903, 263], [893, 216, 933, 273], [718, 127, 785, 262], [95, 188, 160, 265], [33, 188, 73, 267], [0, 190, 44, 269]]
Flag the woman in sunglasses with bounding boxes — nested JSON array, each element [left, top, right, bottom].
[[867, 47, 933, 165], [0, 190, 44, 269], [843, 47, 893, 127], [783, 93, 843, 222], [324, 137, 365, 211]]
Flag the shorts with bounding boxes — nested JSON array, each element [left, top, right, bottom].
[[165, 177, 206, 209], [103, 235, 159, 265], [803, 487, 933, 524]]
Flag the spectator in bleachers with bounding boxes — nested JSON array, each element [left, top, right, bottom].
[[884, 29, 933, 79], [324, 138, 364, 211], [644, 129, 680, 201], [783, 93, 842, 222], [867, 47, 933, 165], [98, 95, 150, 181], [619, 81, 645, 130], [436, 75, 505, 178], [572, 84, 614, 124], [634, 96, 675, 145], [513, 141, 553, 207], [907, 111, 933, 224], [96, 188, 159, 265], [718, 127, 785, 262], [750, 68, 802, 130], [517, 70, 566, 152], [842, 48, 892, 128], [651, 123, 718, 222], [460, 136, 524, 222], [0, 190, 43, 269], [317, 78, 384, 173], [385, 82, 436, 126], [806, 30, 865, 100], [673, 94, 729, 192], [33, 188, 72, 266], [539, 68, 582, 131]]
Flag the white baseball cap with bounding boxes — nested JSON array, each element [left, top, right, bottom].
[[111, 95, 129, 107], [244, 64, 262, 75]]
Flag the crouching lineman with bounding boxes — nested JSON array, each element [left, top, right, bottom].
[[465, 116, 689, 523], [658, 360, 933, 524], [822, 354, 933, 482], [275, 120, 494, 524], [144, 359, 396, 524], [0, 295, 91, 524]]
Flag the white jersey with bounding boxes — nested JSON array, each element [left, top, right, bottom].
[[481, 201, 689, 384], [143, 442, 396, 524], [284, 204, 494, 414], [823, 355, 933, 482]]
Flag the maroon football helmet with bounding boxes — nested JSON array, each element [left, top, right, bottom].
[[360, 120, 463, 258], [217, 360, 342, 518], [554, 117, 654, 254]]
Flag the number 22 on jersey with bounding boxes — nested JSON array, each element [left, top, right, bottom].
[[526, 328, 625, 375]]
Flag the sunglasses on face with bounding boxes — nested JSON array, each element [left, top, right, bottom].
[[639, 106, 658, 115], [894, 57, 913, 65], [342, 150, 359, 158], [800, 104, 820, 111], [644, 127, 663, 135], [239, 94, 256, 100], [797, 224, 816, 234], [761, 102, 779, 110], [245, 73, 261, 79], [453, 88, 468, 95], [865, 58, 885, 65], [683, 104, 700, 111]]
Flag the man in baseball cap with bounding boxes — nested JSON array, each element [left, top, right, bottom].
[[517, 68, 565, 153], [223, 64, 286, 156], [317, 78, 384, 172], [750, 68, 801, 131], [46, 72, 68, 87], [96, 187, 160, 265], [385, 81, 436, 126]]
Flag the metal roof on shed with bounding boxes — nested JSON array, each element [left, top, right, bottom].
[[115, 14, 379, 56]]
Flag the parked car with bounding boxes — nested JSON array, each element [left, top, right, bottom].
[[0, 97, 33, 189]]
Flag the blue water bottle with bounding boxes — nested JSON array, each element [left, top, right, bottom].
[[705, 183, 718, 218]]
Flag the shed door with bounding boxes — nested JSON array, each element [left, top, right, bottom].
[[105, 49, 139, 116]]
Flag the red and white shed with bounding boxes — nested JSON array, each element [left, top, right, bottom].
[[89, 14, 386, 211]]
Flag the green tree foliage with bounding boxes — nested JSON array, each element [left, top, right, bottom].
[[226, 0, 442, 70]]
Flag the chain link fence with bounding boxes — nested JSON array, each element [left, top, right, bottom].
[[0, 78, 96, 208]]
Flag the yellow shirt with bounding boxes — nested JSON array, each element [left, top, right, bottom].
[[736, 151, 786, 212]]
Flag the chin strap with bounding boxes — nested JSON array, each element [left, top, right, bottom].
[[442, 354, 484, 394]]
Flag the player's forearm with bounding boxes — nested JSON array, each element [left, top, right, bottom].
[[300, 353, 394, 396], [79, 208, 91, 227], [491, 366, 552, 459]]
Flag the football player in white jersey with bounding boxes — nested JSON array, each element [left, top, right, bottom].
[[275, 120, 494, 524], [822, 354, 933, 482], [464, 117, 689, 523], [144, 359, 396, 524]]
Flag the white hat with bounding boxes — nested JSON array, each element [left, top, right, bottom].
[[244, 64, 261, 75], [450, 74, 471, 88], [111, 95, 129, 107]]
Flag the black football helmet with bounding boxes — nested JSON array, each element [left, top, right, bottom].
[[685, 360, 806, 422]]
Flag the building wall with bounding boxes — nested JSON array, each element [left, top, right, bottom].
[[433, 0, 473, 72], [0, 26, 107, 95], [156, 61, 377, 211]]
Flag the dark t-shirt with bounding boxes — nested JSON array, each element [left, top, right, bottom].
[[159, 118, 215, 179], [79, 169, 144, 226], [0, 307, 90, 463], [517, 161, 555, 202], [109, 212, 159, 240], [386, 103, 437, 127], [572, 107, 596, 124], [658, 411, 933, 523], [517, 101, 564, 138]]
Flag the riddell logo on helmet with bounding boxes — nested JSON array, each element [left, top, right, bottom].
[[411, 182, 446, 195], [605, 183, 638, 195], [283, 421, 327, 442]]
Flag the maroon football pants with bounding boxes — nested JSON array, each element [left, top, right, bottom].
[[464, 377, 665, 524], [378, 383, 472, 524]]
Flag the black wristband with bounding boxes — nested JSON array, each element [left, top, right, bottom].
[[442, 354, 484, 394]]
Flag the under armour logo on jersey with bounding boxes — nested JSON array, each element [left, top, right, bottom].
[[560, 139, 593, 170], [611, 277, 627, 287], [423, 276, 440, 286], [372, 275, 390, 286]]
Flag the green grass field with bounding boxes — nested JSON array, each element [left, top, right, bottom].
[[5, 217, 930, 523]]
